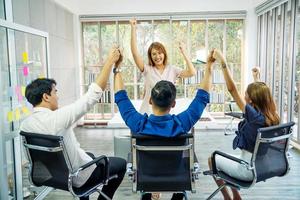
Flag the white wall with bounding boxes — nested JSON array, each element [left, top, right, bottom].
[[56, 0, 252, 15]]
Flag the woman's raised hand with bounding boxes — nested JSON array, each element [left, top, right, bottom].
[[130, 18, 137, 27]]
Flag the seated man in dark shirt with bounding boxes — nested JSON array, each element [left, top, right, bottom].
[[113, 50, 216, 200]]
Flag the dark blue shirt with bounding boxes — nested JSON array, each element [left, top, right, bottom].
[[233, 104, 266, 153], [115, 89, 209, 137]]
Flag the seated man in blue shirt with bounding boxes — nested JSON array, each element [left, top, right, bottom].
[[113, 50, 215, 200]]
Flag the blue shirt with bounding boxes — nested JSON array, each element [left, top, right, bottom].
[[233, 104, 266, 153], [115, 89, 209, 137]]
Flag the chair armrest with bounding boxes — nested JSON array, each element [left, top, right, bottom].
[[73, 155, 109, 181], [211, 150, 250, 174]]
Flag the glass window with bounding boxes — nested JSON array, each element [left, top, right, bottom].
[[208, 20, 224, 52], [190, 20, 206, 63], [257, 0, 300, 144], [273, 6, 284, 111], [154, 20, 171, 58], [81, 17, 245, 117], [282, 4, 292, 123], [137, 20, 153, 63], [100, 21, 116, 65], [0, 28, 10, 118], [226, 20, 243, 99], [187, 20, 206, 98], [83, 22, 100, 66], [0, 27, 15, 200], [292, 2, 300, 141], [125, 85, 134, 100], [119, 21, 135, 84], [171, 20, 188, 67], [266, 11, 275, 90], [207, 20, 225, 111]]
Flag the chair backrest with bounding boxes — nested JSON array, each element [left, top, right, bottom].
[[20, 131, 71, 191], [131, 133, 194, 192], [252, 121, 295, 182]]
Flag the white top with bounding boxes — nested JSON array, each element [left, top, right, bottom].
[[20, 83, 103, 187], [140, 64, 182, 114]]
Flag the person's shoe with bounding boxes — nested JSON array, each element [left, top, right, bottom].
[[141, 193, 152, 200], [171, 193, 185, 200]]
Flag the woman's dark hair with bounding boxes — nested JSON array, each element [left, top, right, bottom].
[[151, 80, 176, 111], [25, 78, 57, 106]]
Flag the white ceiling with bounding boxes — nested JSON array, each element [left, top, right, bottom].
[[54, 0, 268, 15]]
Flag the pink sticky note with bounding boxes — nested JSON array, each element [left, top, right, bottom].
[[15, 86, 23, 102], [17, 94, 23, 102], [15, 86, 20, 95], [23, 66, 29, 76]]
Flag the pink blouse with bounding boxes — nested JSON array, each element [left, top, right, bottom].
[[139, 64, 183, 114]]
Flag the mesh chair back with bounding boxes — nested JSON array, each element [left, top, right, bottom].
[[20, 131, 70, 191], [133, 134, 192, 192], [253, 122, 294, 182]]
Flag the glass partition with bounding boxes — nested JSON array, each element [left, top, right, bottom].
[[0, 26, 15, 200], [0, 0, 5, 19], [15, 30, 48, 199], [0, 26, 48, 199]]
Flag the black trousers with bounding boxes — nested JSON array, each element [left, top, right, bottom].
[[141, 192, 185, 200], [80, 153, 126, 200]]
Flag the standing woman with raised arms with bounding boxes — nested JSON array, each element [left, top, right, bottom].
[[130, 18, 197, 114]]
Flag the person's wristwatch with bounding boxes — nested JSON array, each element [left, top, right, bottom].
[[113, 67, 121, 74]]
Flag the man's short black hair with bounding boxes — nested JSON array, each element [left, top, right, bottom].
[[25, 78, 57, 107], [151, 80, 176, 111]]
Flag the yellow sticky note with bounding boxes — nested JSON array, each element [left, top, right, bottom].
[[38, 74, 45, 79], [7, 111, 14, 122], [22, 52, 29, 63], [15, 108, 21, 120], [21, 86, 26, 96], [22, 106, 30, 115]]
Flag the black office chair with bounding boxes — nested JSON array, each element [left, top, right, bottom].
[[224, 101, 243, 135], [20, 131, 117, 200], [204, 121, 295, 200], [126, 128, 200, 199]]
